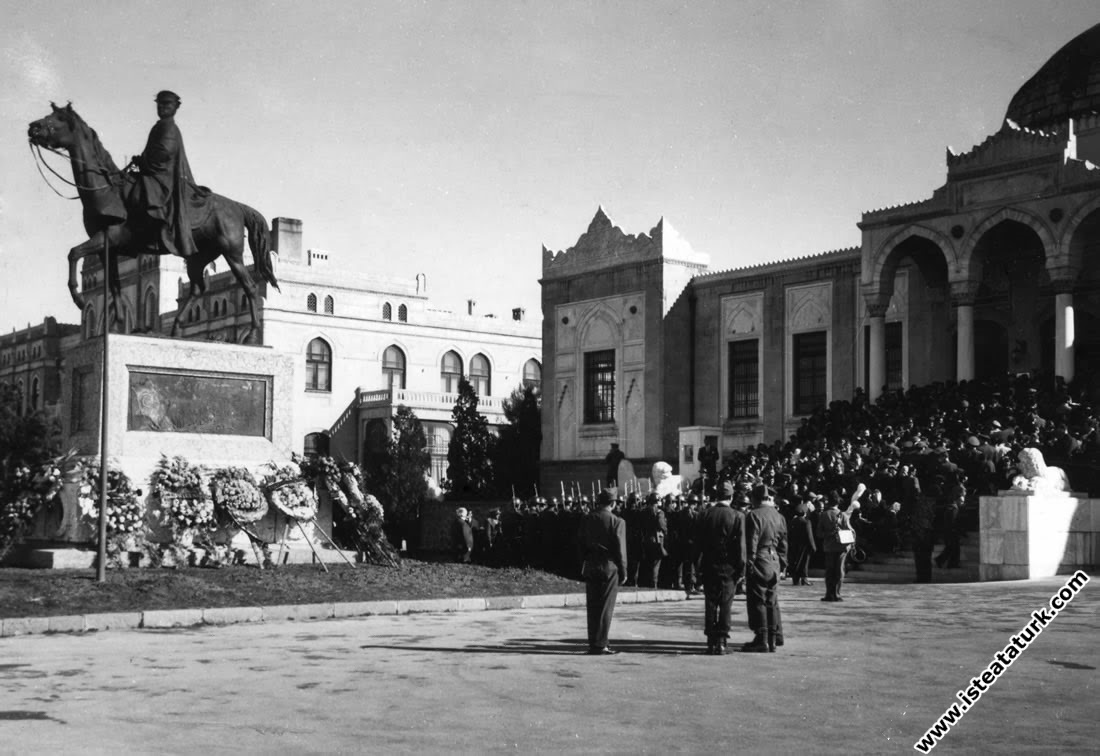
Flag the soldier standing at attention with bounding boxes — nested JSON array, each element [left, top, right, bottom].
[[696, 480, 745, 655], [742, 484, 788, 653], [578, 489, 628, 655]]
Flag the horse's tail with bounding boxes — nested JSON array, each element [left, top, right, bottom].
[[241, 203, 281, 292]]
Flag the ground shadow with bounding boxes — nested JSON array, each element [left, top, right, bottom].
[[358, 637, 710, 656]]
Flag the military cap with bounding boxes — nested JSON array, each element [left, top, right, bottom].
[[155, 90, 181, 103]]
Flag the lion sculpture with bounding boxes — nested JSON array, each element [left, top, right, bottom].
[[650, 461, 684, 498], [1010, 448, 1072, 493]]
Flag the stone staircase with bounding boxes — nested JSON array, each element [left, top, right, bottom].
[[811, 538, 981, 584]]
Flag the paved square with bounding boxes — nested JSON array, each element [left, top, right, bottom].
[[1, 576, 1095, 753]]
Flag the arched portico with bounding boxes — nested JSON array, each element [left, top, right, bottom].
[[863, 227, 953, 399]]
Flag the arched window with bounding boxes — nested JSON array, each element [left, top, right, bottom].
[[469, 353, 491, 396], [213, 300, 220, 317], [143, 288, 158, 331], [382, 302, 393, 321], [523, 358, 542, 390], [324, 295, 334, 314], [241, 293, 248, 309], [398, 304, 408, 322], [306, 338, 332, 391], [307, 293, 318, 312], [15, 380, 24, 416], [382, 345, 406, 390], [441, 350, 463, 393], [83, 305, 96, 339], [30, 377, 40, 410]]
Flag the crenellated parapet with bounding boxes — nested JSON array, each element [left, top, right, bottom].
[[860, 191, 947, 225], [541, 206, 708, 281], [946, 119, 1069, 178]]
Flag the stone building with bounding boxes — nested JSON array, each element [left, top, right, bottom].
[[0, 317, 80, 420], [540, 22, 1100, 492]]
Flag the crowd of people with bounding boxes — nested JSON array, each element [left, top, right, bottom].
[[454, 372, 1100, 587]]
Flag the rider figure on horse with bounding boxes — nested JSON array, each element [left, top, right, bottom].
[[127, 90, 208, 257]]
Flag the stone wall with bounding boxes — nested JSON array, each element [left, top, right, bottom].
[[979, 492, 1100, 580]]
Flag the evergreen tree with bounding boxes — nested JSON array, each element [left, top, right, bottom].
[[361, 405, 430, 544], [492, 383, 541, 497], [446, 377, 495, 498]]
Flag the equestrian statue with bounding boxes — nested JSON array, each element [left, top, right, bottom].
[[27, 92, 279, 344]]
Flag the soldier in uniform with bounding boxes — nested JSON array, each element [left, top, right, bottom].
[[742, 484, 788, 652], [696, 480, 745, 655], [577, 489, 628, 655]]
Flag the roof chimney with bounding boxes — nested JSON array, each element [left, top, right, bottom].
[[467, 299, 477, 316], [512, 307, 525, 321], [272, 218, 303, 264]]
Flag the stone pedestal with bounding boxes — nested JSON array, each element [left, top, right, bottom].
[[39, 333, 333, 549], [979, 491, 1100, 580]]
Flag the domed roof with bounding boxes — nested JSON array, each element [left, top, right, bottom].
[[1005, 23, 1100, 129]]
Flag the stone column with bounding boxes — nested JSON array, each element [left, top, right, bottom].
[[950, 281, 977, 382], [867, 303, 888, 401], [1047, 264, 1080, 383], [1055, 288, 1075, 383]]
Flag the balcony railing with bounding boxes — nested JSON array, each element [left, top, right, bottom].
[[357, 387, 505, 414]]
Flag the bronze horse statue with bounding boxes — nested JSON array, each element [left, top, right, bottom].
[[27, 103, 279, 343]]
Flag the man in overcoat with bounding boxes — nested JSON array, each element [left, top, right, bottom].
[[578, 490, 628, 655], [696, 480, 745, 655]]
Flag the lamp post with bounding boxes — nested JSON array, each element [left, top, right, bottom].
[[96, 236, 110, 583]]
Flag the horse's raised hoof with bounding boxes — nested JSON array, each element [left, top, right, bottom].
[[71, 291, 86, 310], [241, 329, 259, 345]]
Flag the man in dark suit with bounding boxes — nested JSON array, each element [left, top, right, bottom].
[[639, 493, 668, 587], [578, 489, 628, 655], [743, 484, 788, 652], [787, 500, 816, 586], [696, 480, 745, 655], [451, 507, 474, 563]]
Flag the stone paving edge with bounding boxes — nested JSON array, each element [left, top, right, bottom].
[[0, 589, 686, 638]]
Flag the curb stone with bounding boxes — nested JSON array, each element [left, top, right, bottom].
[[142, 609, 204, 629], [0, 589, 686, 638], [203, 606, 263, 625]]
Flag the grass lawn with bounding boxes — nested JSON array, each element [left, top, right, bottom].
[[0, 557, 585, 619]]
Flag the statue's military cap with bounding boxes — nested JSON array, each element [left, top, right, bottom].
[[155, 90, 181, 103]]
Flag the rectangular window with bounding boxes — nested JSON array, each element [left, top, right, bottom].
[[71, 368, 93, 433], [583, 349, 615, 424], [727, 339, 759, 418], [793, 331, 827, 415]]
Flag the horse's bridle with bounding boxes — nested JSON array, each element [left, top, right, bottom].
[[29, 139, 124, 199]]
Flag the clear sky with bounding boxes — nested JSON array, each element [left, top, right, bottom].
[[3, 2, 1100, 332]]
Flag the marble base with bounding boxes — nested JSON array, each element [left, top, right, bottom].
[[980, 493, 1100, 580]]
